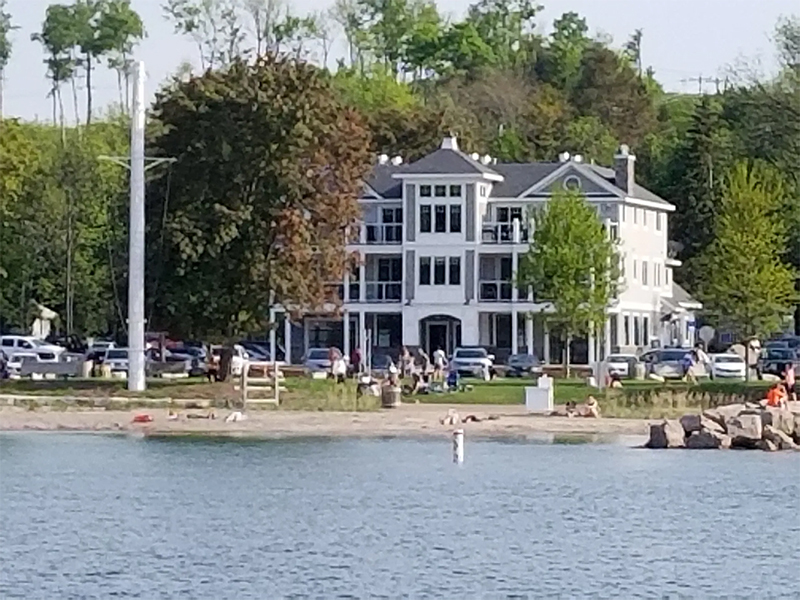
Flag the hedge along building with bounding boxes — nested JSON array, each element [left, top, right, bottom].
[[273, 137, 701, 365]]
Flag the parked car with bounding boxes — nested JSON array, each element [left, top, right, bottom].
[[209, 344, 249, 378], [640, 348, 693, 380], [605, 354, 639, 379], [506, 353, 542, 378], [238, 341, 269, 361], [450, 347, 494, 378], [303, 348, 334, 374], [370, 354, 396, 377], [104, 348, 130, 375], [0, 335, 65, 363], [757, 348, 796, 378], [3, 352, 39, 379], [709, 353, 746, 380]]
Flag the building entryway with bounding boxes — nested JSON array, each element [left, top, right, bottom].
[[420, 315, 462, 357]]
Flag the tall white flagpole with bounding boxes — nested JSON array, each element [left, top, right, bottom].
[[128, 60, 146, 392]]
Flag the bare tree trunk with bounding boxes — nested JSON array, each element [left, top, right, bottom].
[[71, 78, 80, 129], [85, 54, 93, 126]]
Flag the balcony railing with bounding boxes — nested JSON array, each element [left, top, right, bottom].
[[365, 281, 402, 303], [481, 221, 529, 244], [355, 223, 402, 245], [479, 281, 513, 302]]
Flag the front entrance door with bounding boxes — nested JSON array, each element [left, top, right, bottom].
[[427, 323, 448, 357]]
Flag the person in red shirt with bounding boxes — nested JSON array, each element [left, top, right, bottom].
[[766, 383, 787, 408]]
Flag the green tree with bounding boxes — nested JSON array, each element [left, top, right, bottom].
[[32, 4, 79, 127], [0, 0, 15, 117], [100, 0, 145, 113], [164, 0, 245, 70], [146, 56, 373, 338], [465, 0, 541, 72], [535, 11, 589, 90], [661, 95, 734, 285], [518, 189, 620, 376], [696, 162, 797, 374]]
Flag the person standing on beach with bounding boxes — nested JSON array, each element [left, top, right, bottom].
[[783, 362, 796, 402], [432, 347, 447, 381]]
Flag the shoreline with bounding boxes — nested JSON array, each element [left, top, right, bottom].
[[0, 405, 651, 440]]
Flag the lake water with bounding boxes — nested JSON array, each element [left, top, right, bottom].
[[1, 433, 799, 599]]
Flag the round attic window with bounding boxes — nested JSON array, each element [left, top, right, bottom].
[[563, 175, 582, 191]]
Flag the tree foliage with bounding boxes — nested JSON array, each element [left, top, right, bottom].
[[518, 189, 620, 374], [146, 55, 373, 338], [696, 162, 797, 343]]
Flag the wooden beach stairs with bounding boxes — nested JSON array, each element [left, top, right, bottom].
[[235, 361, 286, 407]]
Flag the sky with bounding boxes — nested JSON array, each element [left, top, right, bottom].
[[2, 0, 797, 121]]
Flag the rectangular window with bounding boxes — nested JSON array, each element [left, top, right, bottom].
[[642, 261, 649, 285], [449, 257, 461, 285], [643, 210, 648, 227], [656, 213, 663, 231], [497, 207, 509, 223], [634, 317, 641, 346], [434, 205, 447, 232], [449, 205, 462, 233], [609, 223, 619, 240], [419, 257, 431, 285], [624, 316, 630, 346], [643, 317, 650, 345], [610, 315, 619, 348], [434, 257, 446, 285], [510, 207, 523, 222], [434, 185, 447, 197], [633, 208, 639, 224], [420, 185, 431, 197], [420, 205, 431, 233], [449, 185, 462, 197], [633, 260, 638, 280], [479, 185, 487, 197]]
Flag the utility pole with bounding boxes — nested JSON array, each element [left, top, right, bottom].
[[99, 60, 174, 392]]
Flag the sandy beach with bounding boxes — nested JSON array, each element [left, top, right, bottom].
[[0, 404, 651, 440]]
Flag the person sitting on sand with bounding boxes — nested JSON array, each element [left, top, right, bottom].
[[565, 401, 578, 418], [583, 396, 601, 418]]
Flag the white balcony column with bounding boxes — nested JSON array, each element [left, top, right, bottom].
[[284, 314, 292, 364], [543, 321, 551, 365], [359, 262, 366, 303], [343, 270, 350, 304], [511, 309, 519, 355], [588, 326, 596, 365], [512, 218, 521, 244], [359, 221, 366, 244], [342, 309, 350, 360], [512, 250, 519, 302], [525, 314, 534, 355], [358, 311, 366, 355]]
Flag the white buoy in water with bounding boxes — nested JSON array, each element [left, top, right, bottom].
[[453, 429, 464, 464]]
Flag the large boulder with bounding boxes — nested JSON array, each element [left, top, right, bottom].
[[680, 414, 725, 435], [763, 425, 798, 451], [646, 419, 686, 449], [761, 409, 795, 436], [704, 404, 745, 430], [686, 429, 732, 449], [757, 439, 779, 452], [726, 414, 763, 448]]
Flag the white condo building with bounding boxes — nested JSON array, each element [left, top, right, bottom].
[[278, 137, 700, 365]]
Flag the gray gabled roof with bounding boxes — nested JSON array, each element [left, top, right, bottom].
[[489, 163, 563, 197], [364, 164, 403, 199], [588, 165, 671, 206], [399, 148, 500, 176]]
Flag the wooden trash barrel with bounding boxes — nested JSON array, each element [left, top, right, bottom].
[[381, 385, 402, 408]]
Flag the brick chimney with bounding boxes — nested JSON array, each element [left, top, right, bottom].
[[614, 144, 636, 196]]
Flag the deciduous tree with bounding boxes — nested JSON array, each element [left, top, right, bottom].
[[518, 189, 620, 376], [146, 56, 373, 338]]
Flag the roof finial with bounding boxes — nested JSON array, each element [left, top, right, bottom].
[[441, 134, 458, 151]]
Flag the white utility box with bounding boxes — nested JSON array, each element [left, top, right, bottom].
[[525, 375, 554, 413]]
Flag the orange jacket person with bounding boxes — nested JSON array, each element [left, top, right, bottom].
[[765, 384, 786, 408]]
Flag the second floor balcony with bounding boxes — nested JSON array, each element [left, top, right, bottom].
[[350, 222, 403, 245], [481, 220, 530, 245]]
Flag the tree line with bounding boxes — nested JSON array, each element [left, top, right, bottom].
[[0, 1, 798, 343]]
